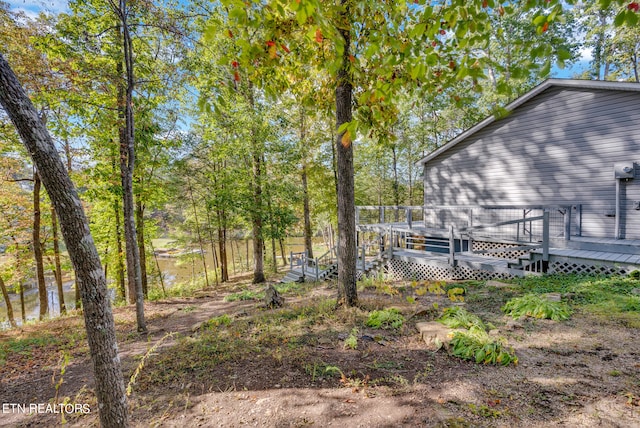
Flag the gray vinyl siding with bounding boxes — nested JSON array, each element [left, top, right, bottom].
[[423, 86, 640, 239]]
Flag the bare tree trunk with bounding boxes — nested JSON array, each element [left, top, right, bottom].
[[51, 205, 66, 314], [0, 51, 129, 427], [33, 170, 48, 320], [0, 275, 17, 328], [299, 109, 314, 261], [334, 1, 357, 307], [114, 196, 126, 301], [115, 10, 146, 332], [203, 207, 219, 286], [136, 199, 148, 298]]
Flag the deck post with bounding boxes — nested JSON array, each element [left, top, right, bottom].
[[315, 258, 319, 281], [542, 209, 550, 272], [361, 244, 366, 273], [448, 225, 457, 266], [379, 206, 385, 223], [289, 251, 293, 271], [406, 207, 412, 229], [388, 226, 393, 259], [355, 207, 360, 227], [564, 206, 572, 241]]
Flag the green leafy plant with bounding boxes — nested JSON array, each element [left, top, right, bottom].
[[450, 326, 518, 366], [502, 294, 572, 321], [447, 287, 465, 302], [365, 308, 405, 329], [343, 328, 358, 350], [438, 306, 489, 330]]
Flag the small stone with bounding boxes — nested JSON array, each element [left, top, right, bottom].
[[543, 292, 562, 302], [631, 288, 640, 296], [416, 321, 460, 350]]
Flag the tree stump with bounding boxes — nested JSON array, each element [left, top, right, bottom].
[[264, 284, 284, 308]]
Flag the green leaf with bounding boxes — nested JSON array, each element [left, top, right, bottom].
[[532, 14, 547, 26], [557, 47, 571, 61], [614, 10, 626, 27], [626, 10, 639, 26], [411, 23, 427, 38]]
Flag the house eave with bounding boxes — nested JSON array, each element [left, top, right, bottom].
[[415, 78, 640, 168]]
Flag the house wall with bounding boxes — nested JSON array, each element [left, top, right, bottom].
[[423, 86, 640, 239]]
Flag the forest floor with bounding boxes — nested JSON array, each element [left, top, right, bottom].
[[1, 272, 640, 427]]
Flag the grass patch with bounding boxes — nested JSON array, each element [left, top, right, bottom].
[[502, 294, 572, 321], [0, 335, 58, 365], [224, 290, 264, 302], [365, 308, 405, 330]]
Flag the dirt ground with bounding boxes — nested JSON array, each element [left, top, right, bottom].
[[1, 274, 639, 427]]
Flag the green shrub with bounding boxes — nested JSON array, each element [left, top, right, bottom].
[[203, 314, 233, 329], [502, 294, 572, 321], [450, 326, 518, 366], [365, 308, 404, 329]]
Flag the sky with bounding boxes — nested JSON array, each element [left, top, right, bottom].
[[6, 0, 69, 19]]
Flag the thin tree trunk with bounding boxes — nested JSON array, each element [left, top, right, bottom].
[[116, 12, 146, 333], [136, 199, 148, 298], [246, 239, 250, 272], [279, 238, 287, 267], [114, 196, 126, 302], [203, 207, 219, 286], [0, 51, 129, 427], [186, 176, 210, 288], [334, 2, 357, 307], [217, 210, 229, 281], [147, 238, 166, 297], [33, 170, 48, 320], [0, 276, 17, 328], [51, 205, 66, 315], [230, 238, 236, 275]]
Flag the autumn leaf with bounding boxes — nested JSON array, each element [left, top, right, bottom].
[[315, 28, 323, 43], [268, 44, 277, 59], [281, 44, 291, 53], [629, 2, 640, 12], [233, 71, 240, 82], [232, 61, 239, 68], [227, 30, 234, 39], [541, 22, 549, 33], [341, 130, 351, 147], [348, 54, 355, 63], [266, 40, 276, 47]]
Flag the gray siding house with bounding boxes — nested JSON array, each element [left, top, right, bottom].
[[417, 79, 640, 240]]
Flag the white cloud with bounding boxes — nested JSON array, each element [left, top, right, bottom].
[[578, 46, 593, 62]]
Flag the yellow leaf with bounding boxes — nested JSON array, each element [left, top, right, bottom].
[[341, 130, 351, 147]]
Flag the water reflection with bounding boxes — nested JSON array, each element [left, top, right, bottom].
[[0, 237, 324, 329]]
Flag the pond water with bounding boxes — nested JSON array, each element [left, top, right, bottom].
[[0, 237, 328, 329]]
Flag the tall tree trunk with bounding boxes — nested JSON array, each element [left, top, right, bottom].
[[0, 52, 129, 427], [51, 205, 66, 315], [136, 199, 148, 298], [116, 12, 146, 332], [61, 136, 81, 309], [248, 88, 265, 284], [33, 170, 48, 320], [0, 275, 17, 328], [334, 2, 357, 307]]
